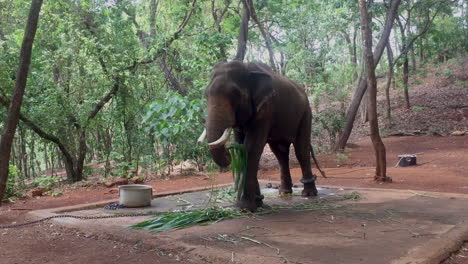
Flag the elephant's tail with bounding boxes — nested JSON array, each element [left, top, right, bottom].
[[310, 144, 327, 178]]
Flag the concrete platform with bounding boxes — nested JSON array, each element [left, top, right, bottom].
[[29, 183, 468, 264]]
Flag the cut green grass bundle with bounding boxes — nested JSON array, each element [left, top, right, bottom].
[[228, 143, 248, 201], [129, 207, 245, 232]]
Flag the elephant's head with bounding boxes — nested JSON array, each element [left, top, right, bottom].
[[197, 61, 274, 167]]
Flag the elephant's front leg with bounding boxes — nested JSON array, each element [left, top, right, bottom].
[[236, 129, 267, 212]]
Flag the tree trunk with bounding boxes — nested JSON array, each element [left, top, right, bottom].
[[233, 0, 250, 62], [246, 0, 276, 70], [159, 55, 187, 96], [19, 127, 29, 179], [397, 16, 410, 109], [335, 0, 401, 151], [0, 0, 42, 203], [385, 42, 394, 124], [211, 0, 231, 61], [359, 0, 387, 181]]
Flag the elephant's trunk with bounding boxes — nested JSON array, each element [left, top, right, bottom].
[[204, 96, 235, 168]]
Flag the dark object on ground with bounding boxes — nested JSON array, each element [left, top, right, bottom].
[[398, 154, 417, 167], [104, 203, 126, 210], [266, 183, 272, 188]]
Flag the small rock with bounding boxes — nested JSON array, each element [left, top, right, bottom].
[[266, 183, 273, 188], [451, 130, 466, 136], [103, 182, 115, 188]]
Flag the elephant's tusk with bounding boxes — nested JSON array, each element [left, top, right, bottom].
[[208, 128, 232, 148], [197, 128, 207, 145]]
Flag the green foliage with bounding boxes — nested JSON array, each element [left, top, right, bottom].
[[50, 191, 63, 197], [111, 160, 137, 178], [33, 176, 61, 190], [5, 165, 22, 199], [0, 0, 464, 185], [336, 152, 350, 162], [313, 108, 346, 149], [442, 68, 453, 77], [143, 92, 209, 174]]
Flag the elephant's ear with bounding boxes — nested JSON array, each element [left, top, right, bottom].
[[249, 71, 274, 113]]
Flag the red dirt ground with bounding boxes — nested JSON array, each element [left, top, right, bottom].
[[1, 59, 467, 263]]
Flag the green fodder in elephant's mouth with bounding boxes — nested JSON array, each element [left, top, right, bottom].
[[228, 143, 248, 201]]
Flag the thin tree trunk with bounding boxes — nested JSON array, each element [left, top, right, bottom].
[[233, 0, 250, 62], [211, 0, 231, 61], [335, 0, 401, 151], [359, 0, 388, 181], [246, 0, 276, 70], [19, 127, 29, 179], [159, 56, 187, 96], [396, 16, 410, 109], [385, 42, 394, 124], [0, 0, 43, 203]]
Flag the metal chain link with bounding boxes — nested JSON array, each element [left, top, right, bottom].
[[0, 212, 157, 229]]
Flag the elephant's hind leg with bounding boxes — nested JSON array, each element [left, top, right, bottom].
[[269, 143, 293, 194], [293, 116, 318, 197]]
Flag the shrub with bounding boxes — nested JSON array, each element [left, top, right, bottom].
[[5, 165, 21, 199], [143, 92, 211, 175], [33, 176, 61, 190]]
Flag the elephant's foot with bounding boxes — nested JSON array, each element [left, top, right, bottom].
[[256, 195, 264, 208], [236, 199, 258, 212], [302, 182, 318, 197], [279, 179, 293, 195], [279, 186, 293, 195]]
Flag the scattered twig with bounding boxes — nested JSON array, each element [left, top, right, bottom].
[[240, 236, 280, 255], [409, 190, 439, 198]]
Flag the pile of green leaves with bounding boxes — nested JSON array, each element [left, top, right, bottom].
[[130, 207, 244, 232], [228, 143, 248, 201]]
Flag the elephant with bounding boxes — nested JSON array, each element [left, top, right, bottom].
[[198, 61, 324, 212]]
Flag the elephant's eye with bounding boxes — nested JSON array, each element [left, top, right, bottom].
[[231, 88, 243, 102]]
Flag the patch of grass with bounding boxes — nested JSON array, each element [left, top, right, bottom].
[[442, 68, 453, 77], [411, 105, 429, 111], [342, 191, 361, 201], [336, 152, 350, 163]]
